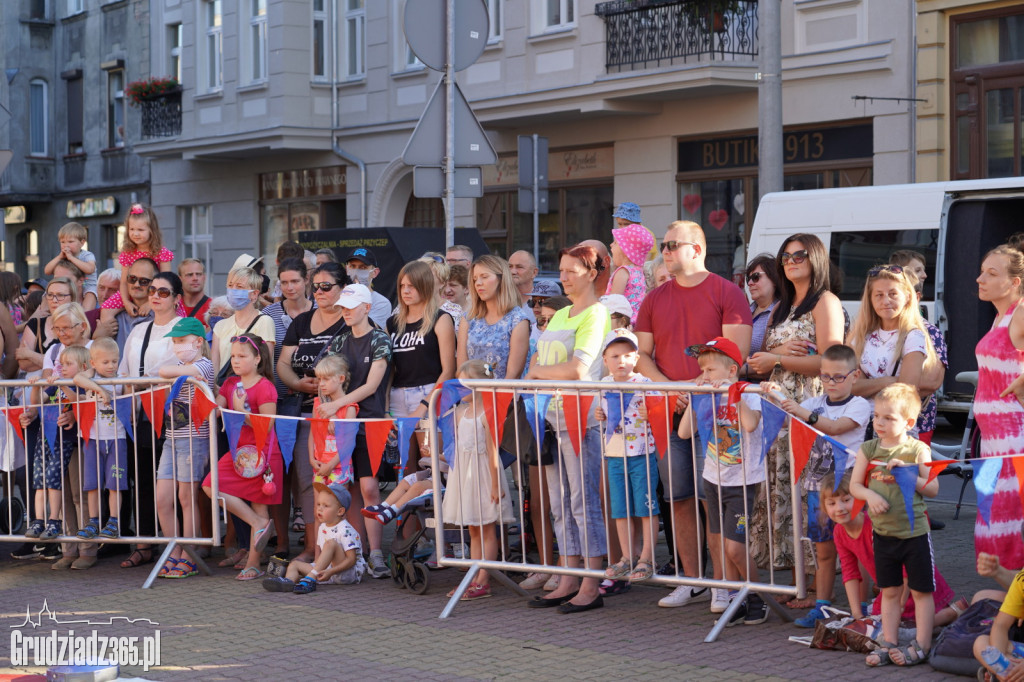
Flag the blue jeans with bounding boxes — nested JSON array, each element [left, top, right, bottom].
[[544, 426, 607, 558]]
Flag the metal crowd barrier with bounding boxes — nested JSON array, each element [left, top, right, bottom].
[[0, 377, 221, 589], [426, 379, 808, 642]]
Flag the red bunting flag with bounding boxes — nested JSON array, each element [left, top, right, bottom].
[[4, 406, 25, 444], [790, 419, 817, 484], [644, 394, 678, 459], [140, 387, 168, 437], [73, 402, 97, 445], [250, 414, 273, 454], [480, 390, 514, 447], [365, 419, 394, 477], [562, 393, 594, 456], [1012, 456, 1024, 510], [727, 382, 751, 406], [190, 389, 217, 433], [925, 460, 955, 486], [850, 463, 876, 520], [310, 418, 329, 460]]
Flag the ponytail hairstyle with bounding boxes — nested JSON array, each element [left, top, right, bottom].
[[233, 333, 275, 385], [984, 243, 1024, 296]]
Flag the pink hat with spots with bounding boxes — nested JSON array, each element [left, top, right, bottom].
[[611, 223, 654, 267]]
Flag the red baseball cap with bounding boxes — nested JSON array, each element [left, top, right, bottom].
[[685, 336, 743, 367]]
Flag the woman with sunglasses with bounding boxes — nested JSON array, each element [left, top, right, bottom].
[[741, 254, 783, 380], [117, 272, 185, 569], [747, 234, 844, 591], [275, 262, 350, 563], [211, 267, 275, 385]]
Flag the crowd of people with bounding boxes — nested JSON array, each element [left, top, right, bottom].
[[7, 200, 1024, 673]]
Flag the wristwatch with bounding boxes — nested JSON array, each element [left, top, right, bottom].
[[807, 412, 819, 425], [774, 355, 783, 371]]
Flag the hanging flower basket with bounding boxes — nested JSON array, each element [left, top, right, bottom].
[[125, 77, 181, 107]]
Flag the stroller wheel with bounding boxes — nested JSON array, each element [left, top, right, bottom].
[[390, 556, 407, 588], [0, 496, 24, 535], [405, 561, 430, 595]]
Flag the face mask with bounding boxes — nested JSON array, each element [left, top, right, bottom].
[[226, 288, 252, 310], [173, 341, 201, 364], [346, 268, 372, 286], [208, 316, 224, 330]]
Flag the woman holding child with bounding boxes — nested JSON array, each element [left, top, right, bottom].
[[747, 234, 844, 583], [974, 242, 1024, 569]]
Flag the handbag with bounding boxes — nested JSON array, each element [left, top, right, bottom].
[[500, 397, 556, 467], [232, 444, 268, 479]]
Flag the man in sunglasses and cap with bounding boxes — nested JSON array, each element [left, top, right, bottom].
[[634, 220, 752, 609]]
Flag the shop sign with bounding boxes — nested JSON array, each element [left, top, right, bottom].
[[677, 123, 873, 172], [484, 147, 613, 186], [260, 166, 347, 201], [65, 196, 118, 219], [3, 206, 27, 224]]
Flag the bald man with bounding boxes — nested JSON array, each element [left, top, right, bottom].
[[508, 250, 538, 302], [580, 239, 612, 294], [633, 220, 752, 609]]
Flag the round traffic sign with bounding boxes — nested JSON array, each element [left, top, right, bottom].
[[403, 0, 490, 72]]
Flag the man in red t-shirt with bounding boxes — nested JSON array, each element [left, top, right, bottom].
[[634, 220, 752, 608]]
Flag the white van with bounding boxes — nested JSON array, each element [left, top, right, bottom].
[[747, 177, 1024, 422]]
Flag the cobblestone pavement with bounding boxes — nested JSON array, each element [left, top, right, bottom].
[[0, 431, 992, 680]]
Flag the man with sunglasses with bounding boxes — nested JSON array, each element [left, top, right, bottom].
[[92, 258, 158, 351], [634, 220, 752, 608]]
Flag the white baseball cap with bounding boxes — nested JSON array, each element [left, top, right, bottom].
[[336, 283, 372, 309], [600, 294, 633, 319], [602, 328, 639, 354]]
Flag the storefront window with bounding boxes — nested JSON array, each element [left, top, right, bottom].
[[259, 166, 346, 267], [679, 179, 746, 283]]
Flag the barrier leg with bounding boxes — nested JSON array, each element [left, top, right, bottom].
[[762, 590, 795, 623], [142, 541, 177, 590], [438, 562, 482, 619], [703, 585, 749, 643], [182, 544, 213, 577], [488, 567, 529, 597]]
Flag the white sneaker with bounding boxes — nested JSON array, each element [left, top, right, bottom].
[[542, 573, 561, 591], [658, 585, 710, 608], [710, 588, 730, 613], [519, 572, 548, 590]]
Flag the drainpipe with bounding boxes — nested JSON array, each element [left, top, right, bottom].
[[333, 138, 367, 227]]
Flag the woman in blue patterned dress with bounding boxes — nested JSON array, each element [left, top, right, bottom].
[[456, 255, 530, 380]]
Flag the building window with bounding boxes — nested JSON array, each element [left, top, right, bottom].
[[201, 0, 223, 92], [168, 23, 183, 84], [29, 79, 48, 157], [951, 7, 1024, 179], [65, 0, 82, 16], [179, 206, 213, 276], [66, 75, 83, 154], [539, 0, 575, 32], [394, 0, 422, 71], [487, 0, 503, 42], [30, 0, 50, 20], [107, 70, 125, 148], [103, 224, 125, 270], [345, 0, 366, 78], [20, 230, 40, 282], [312, 0, 328, 80], [244, 0, 268, 83]]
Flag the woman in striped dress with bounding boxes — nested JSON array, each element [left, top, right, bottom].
[[974, 243, 1024, 570]]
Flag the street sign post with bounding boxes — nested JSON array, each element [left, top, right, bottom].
[[517, 135, 548, 263]]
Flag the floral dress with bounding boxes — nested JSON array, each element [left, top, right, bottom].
[[464, 307, 528, 379], [606, 264, 646, 324], [751, 309, 822, 570]]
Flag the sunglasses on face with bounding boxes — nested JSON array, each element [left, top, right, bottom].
[[230, 335, 262, 354], [148, 286, 173, 299], [661, 240, 699, 253], [781, 250, 809, 265], [747, 272, 764, 284], [820, 369, 856, 384], [529, 296, 549, 308], [311, 281, 339, 292], [127, 274, 153, 286], [868, 264, 904, 278]]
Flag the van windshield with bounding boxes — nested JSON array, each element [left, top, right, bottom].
[[829, 229, 938, 301]]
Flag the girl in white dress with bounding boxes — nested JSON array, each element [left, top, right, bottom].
[[441, 360, 514, 600]]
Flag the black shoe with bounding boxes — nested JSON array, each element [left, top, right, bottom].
[[599, 579, 631, 596], [527, 591, 577, 608], [10, 542, 41, 560], [745, 594, 768, 625], [557, 595, 604, 614], [656, 561, 676, 576], [717, 601, 747, 628], [929, 517, 946, 531], [97, 542, 129, 558], [38, 544, 62, 561]]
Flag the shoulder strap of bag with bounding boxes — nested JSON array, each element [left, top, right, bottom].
[[139, 321, 155, 376], [186, 296, 209, 319]]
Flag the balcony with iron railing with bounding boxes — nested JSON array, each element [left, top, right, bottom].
[[139, 88, 182, 138], [594, 0, 758, 72]]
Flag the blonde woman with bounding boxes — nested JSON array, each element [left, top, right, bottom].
[[455, 255, 530, 380], [211, 267, 275, 384]]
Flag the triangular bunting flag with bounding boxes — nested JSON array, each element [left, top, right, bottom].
[[790, 419, 817, 483], [395, 417, 420, 471], [973, 458, 1002, 526], [691, 393, 715, 458], [41, 403, 60, 453], [365, 419, 393, 477], [759, 399, 788, 466], [73, 401, 96, 446], [333, 421, 359, 472], [440, 410, 456, 466], [925, 460, 954, 486], [165, 376, 189, 413], [274, 417, 298, 470], [562, 393, 594, 456], [480, 390, 515, 447], [891, 465, 920, 532], [250, 414, 273, 454], [522, 393, 552, 445], [310, 418, 330, 461], [643, 394, 675, 458], [113, 395, 135, 442], [139, 387, 168, 437], [604, 391, 633, 443], [3, 406, 25, 444], [439, 379, 471, 417], [727, 381, 751, 406], [190, 389, 217, 433], [222, 411, 245, 455], [820, 434, 851, 482]]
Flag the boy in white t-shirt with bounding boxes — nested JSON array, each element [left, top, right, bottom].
[[263, 481, 367, 593], [677, 337, 765, 626], [773, 343, 871, 628]]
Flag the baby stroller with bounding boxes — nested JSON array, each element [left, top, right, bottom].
[[388, 491, 442, 595]]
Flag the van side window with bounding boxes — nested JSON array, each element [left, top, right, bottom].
[[829, 229, 938, 301]]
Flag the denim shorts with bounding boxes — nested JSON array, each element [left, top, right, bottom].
[[390, 384, 434, 418], [157, 436, 210, 482], [606, 454, 660, 519]]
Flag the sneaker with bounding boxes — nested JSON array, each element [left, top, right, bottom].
[[77, 520, 100, 540], [40, 520, 62, 541], [293, 576, 317, 594], [38, 544, 62, 561], [794, 603, 829, 628], [25, 519, 44, 538], [543, 573, 561, 592], [658, 585, 710, 608], [656, 561, 677, 577], [710, 588, 730, 614], [98, 518, 120, 539], [716, 601, 748, 628], [519, 572, 548, 590], [10, 542, 41, 560], [368, 553, 389, 579], [745, 594, 768, 625], [262, 576, 295, 592]]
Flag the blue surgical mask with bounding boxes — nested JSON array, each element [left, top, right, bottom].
[[346, 267, 372, 286], [226, 289, 252, 311]]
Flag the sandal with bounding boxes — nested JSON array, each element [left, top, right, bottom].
[[461, 583, 491, 601], [291, 511, 305, 533], [628, 559, 654, 582], [218, 548, 246, 568], [120, 548, 153, 569], [166, 559, 199, 579], [865, 640, 898, 667], [156, 557, 181, 578], [604, 559, 633, 580], [891, 639, 928, 667], [235, 567, 265, 581]]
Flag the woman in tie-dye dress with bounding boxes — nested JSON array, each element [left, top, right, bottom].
[[974, 243, 1024, 570]]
